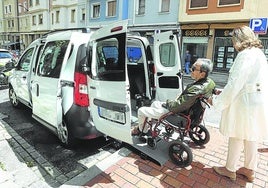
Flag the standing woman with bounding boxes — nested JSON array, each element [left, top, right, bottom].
[[211, 26, 268, 182]]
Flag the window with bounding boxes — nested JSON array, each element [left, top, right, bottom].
[[38, 40, 69, 78], [107, 0, 116, 17], [81, 8, 85, 21], [17, 48, 34, 72], [92, 4, 100, 18], [218, 0, 240, 6], [95, 34, 126, 81], [71, 9, 75, 23], [160, 0, 170, 12], [127, 47, 142, 63], [38, 14, 43, 24], [36, 0, 40, 5], [56, 11, 60, 23], [4, 6, 8, 14], [159, 43, 176, 67], [4, 5, 12, 14], [189, 0, 208, 9], [32, 15, 36, 25], [51, 13, 54, 24], [137, 0, 145, 15], [29, 0, 33, 7]]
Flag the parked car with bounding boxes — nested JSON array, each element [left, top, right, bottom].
[[8, 21, 183, 150], [0, 49, 13, 68]]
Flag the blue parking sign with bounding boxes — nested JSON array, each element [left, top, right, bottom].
[[249, 18, 268, 34]]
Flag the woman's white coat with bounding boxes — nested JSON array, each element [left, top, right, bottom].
[[213, 47, 268, 141]]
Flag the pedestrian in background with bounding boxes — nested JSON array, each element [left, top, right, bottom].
[[209, 25, 268, 182], [184, 50, 191, 74]]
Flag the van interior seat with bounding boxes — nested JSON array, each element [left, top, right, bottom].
[[127, 63, 145, 98]]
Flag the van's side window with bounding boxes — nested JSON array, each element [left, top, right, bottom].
[[17, 48, 34, 71], [159, 43, 176, 67], [37, 40, 69, 78]]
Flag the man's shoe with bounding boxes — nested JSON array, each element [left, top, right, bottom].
[[213, 166, 236, 181], [236, 167, 254, 182], [131, 126, 141, 136]]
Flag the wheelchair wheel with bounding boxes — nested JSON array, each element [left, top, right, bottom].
[[189, 124, 210, 146], [168, 141, 193, 168], [165, 126, 175, 135], [147, 137, 157, 149]]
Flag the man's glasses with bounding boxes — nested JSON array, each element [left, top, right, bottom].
[[191, 66, 201, 72]]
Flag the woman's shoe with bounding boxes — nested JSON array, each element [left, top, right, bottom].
[[236, 167, 254, 182], [213, 166, 236, 181]]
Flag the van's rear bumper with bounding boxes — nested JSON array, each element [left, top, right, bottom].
[[65, 104, 103, 139]]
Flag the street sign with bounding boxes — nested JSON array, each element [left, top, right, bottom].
[[249, 18, 268, 34]]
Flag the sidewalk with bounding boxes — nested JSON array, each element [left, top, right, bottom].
[[67, 125, 268, 188], [0, 119, 53, 188], [1, 110, 268, 188]]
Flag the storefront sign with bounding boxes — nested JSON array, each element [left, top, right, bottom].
[[182, 29, 209, 37]]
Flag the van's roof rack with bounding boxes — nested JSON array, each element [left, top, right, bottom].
[[42, 27, 91, 38]]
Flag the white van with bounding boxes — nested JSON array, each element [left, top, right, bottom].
[[8, 21, 183, 152]]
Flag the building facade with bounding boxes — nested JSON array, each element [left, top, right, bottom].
[[0, 0, 20, 50], [0, 0, 268, 72], [179, 0, 268, 71]]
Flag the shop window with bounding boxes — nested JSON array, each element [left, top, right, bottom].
[[259, 37, 268, 61], [214, 37, 236, 70], [189, 0, 208, 9]]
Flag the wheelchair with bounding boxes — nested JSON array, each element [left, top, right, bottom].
[[138, 96, 211, 168]]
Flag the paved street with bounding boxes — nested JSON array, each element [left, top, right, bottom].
[[0, 72, 268, 187]]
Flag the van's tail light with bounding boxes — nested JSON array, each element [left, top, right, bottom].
[[74, 72, 89, 107]]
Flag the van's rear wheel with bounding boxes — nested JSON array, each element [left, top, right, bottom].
[[57, 118, 76, 148]]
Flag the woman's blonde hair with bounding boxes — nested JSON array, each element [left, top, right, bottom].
[[232, 25, 263, 51]]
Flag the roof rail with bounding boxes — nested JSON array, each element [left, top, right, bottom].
[[42, 27, 91, 38]]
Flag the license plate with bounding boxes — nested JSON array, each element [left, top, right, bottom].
[[98, 107, 126, 124]]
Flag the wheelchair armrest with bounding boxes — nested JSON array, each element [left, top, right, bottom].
[[200, 97, 210, 108]]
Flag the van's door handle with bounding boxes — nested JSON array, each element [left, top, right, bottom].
[[90, 86, 96, 89], [36, 84, 39, 97], [157, 72, 163, 76]]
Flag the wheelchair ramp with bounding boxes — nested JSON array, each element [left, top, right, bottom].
[[130, 133, 186, 166], [131, 137, 169, 166]]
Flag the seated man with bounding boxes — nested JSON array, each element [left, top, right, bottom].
[[132, 59, 216, 136]]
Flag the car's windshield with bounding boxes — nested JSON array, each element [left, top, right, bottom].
[[0, 51, 12, 59]]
